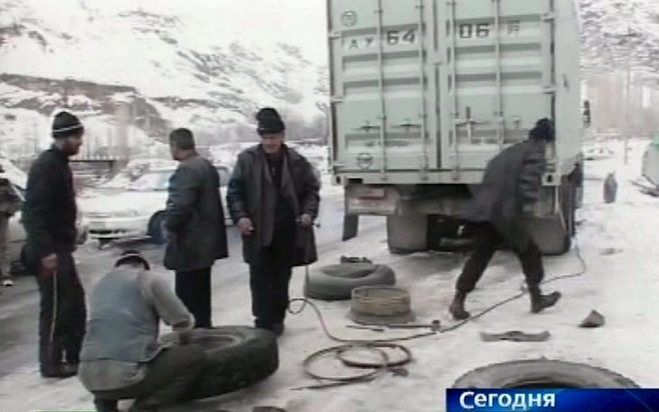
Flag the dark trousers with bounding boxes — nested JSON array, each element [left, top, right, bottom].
[[92, 344, 206, 411], [35, 253, 86, 371], [456, 223, 544, 294], [249, 226, 294, 328], [175, 268, 211, 328]]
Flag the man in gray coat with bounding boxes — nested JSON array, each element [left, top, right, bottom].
[[449, 118, 561, 320], [227, 108, 319, 336], [165, 128, 228, 328], [79, 250, 205, 412]]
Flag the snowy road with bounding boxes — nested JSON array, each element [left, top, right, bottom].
[[0, 140, 657, 412]]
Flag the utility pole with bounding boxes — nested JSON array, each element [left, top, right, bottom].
[[625, 35, 631, 165]]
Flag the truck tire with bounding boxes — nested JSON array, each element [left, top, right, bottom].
[[387, 215, 428, 254], [174, 327, 279, 399], [453, 359, 638, 388], [304, 263, 396, 301]]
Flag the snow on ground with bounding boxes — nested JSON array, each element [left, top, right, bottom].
[[0, 139, 657, 412]]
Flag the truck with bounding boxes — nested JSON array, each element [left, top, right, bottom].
[[327, 0, 584, 255]]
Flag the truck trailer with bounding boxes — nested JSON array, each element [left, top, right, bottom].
[[327, 0, 583, 255]]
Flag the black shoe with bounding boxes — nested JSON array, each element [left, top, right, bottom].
[[41, 364, 77, 379], [94, 398, 119, 412], [449, 292, 470, 321], [531, 291, 561, 313]]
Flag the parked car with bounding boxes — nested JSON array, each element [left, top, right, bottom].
[[81, 165, 232, 245], [583, 145, 615, 161]]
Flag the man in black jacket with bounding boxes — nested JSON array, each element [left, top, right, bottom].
[[227, 108, 319, 336], [23, 110, 86, 378], [449, 118, 561, 320], [165, 128, 228, 328]]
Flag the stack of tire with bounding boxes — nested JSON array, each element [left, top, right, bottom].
[[304, 257, 396, 301]]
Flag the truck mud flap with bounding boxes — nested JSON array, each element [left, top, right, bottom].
[[342, 214, 359, 241]]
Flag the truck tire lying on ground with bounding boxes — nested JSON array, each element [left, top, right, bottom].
[[304, 263, 396, 301], [162, 327, 279, 399], [453, 359, 638, 388]]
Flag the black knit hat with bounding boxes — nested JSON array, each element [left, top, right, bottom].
[[115, 249, 150, 271], [529, 118, 554, 142], [52, 111, 84, 139], [256, 107, 285, 135]]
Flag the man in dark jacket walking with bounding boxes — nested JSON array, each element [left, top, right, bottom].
[[165, 128, 228, 328], [227, 108, 320, 336], [449, 118, 561, 320], [23, 110, 86, 378]]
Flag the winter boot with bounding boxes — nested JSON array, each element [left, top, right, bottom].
[[449, 291, 470, 320], [530, 288, 562, 314]]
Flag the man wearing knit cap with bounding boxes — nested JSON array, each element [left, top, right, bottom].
[[449, 118, 562, 320], [23, 110, 86, 378], [227, 107, 319, 336]]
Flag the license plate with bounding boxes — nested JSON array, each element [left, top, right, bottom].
[[344, 28, 418, 51]]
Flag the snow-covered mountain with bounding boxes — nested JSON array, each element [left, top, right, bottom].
[[0, 0, 328, 153]]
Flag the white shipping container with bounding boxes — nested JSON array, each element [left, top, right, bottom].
[[328, 0, 582, 183]]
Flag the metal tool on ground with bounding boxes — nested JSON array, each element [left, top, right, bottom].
[[340, 256, 373, 264], [480, 330, 551, 342], [349, 285, 415, 326], [346, 325, 385, 332], [386, 320, 441, 332]]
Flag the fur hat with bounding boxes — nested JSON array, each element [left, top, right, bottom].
[[256, 107, 285, 135]]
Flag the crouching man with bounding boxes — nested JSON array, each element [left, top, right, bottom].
[[78, 250, 206, 412]]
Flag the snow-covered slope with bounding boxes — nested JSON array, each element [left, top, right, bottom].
[[0, 0, 328, 148]]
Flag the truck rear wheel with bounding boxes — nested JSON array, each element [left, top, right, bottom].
[[386, 215, 427, 254]]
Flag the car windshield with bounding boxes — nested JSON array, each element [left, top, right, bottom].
[[128, 171, 172, 192]]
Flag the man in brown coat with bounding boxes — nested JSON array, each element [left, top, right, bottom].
[[165, 128, 228, 328], [449, 118, 561, 320], [227, 108, 319, 336]]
